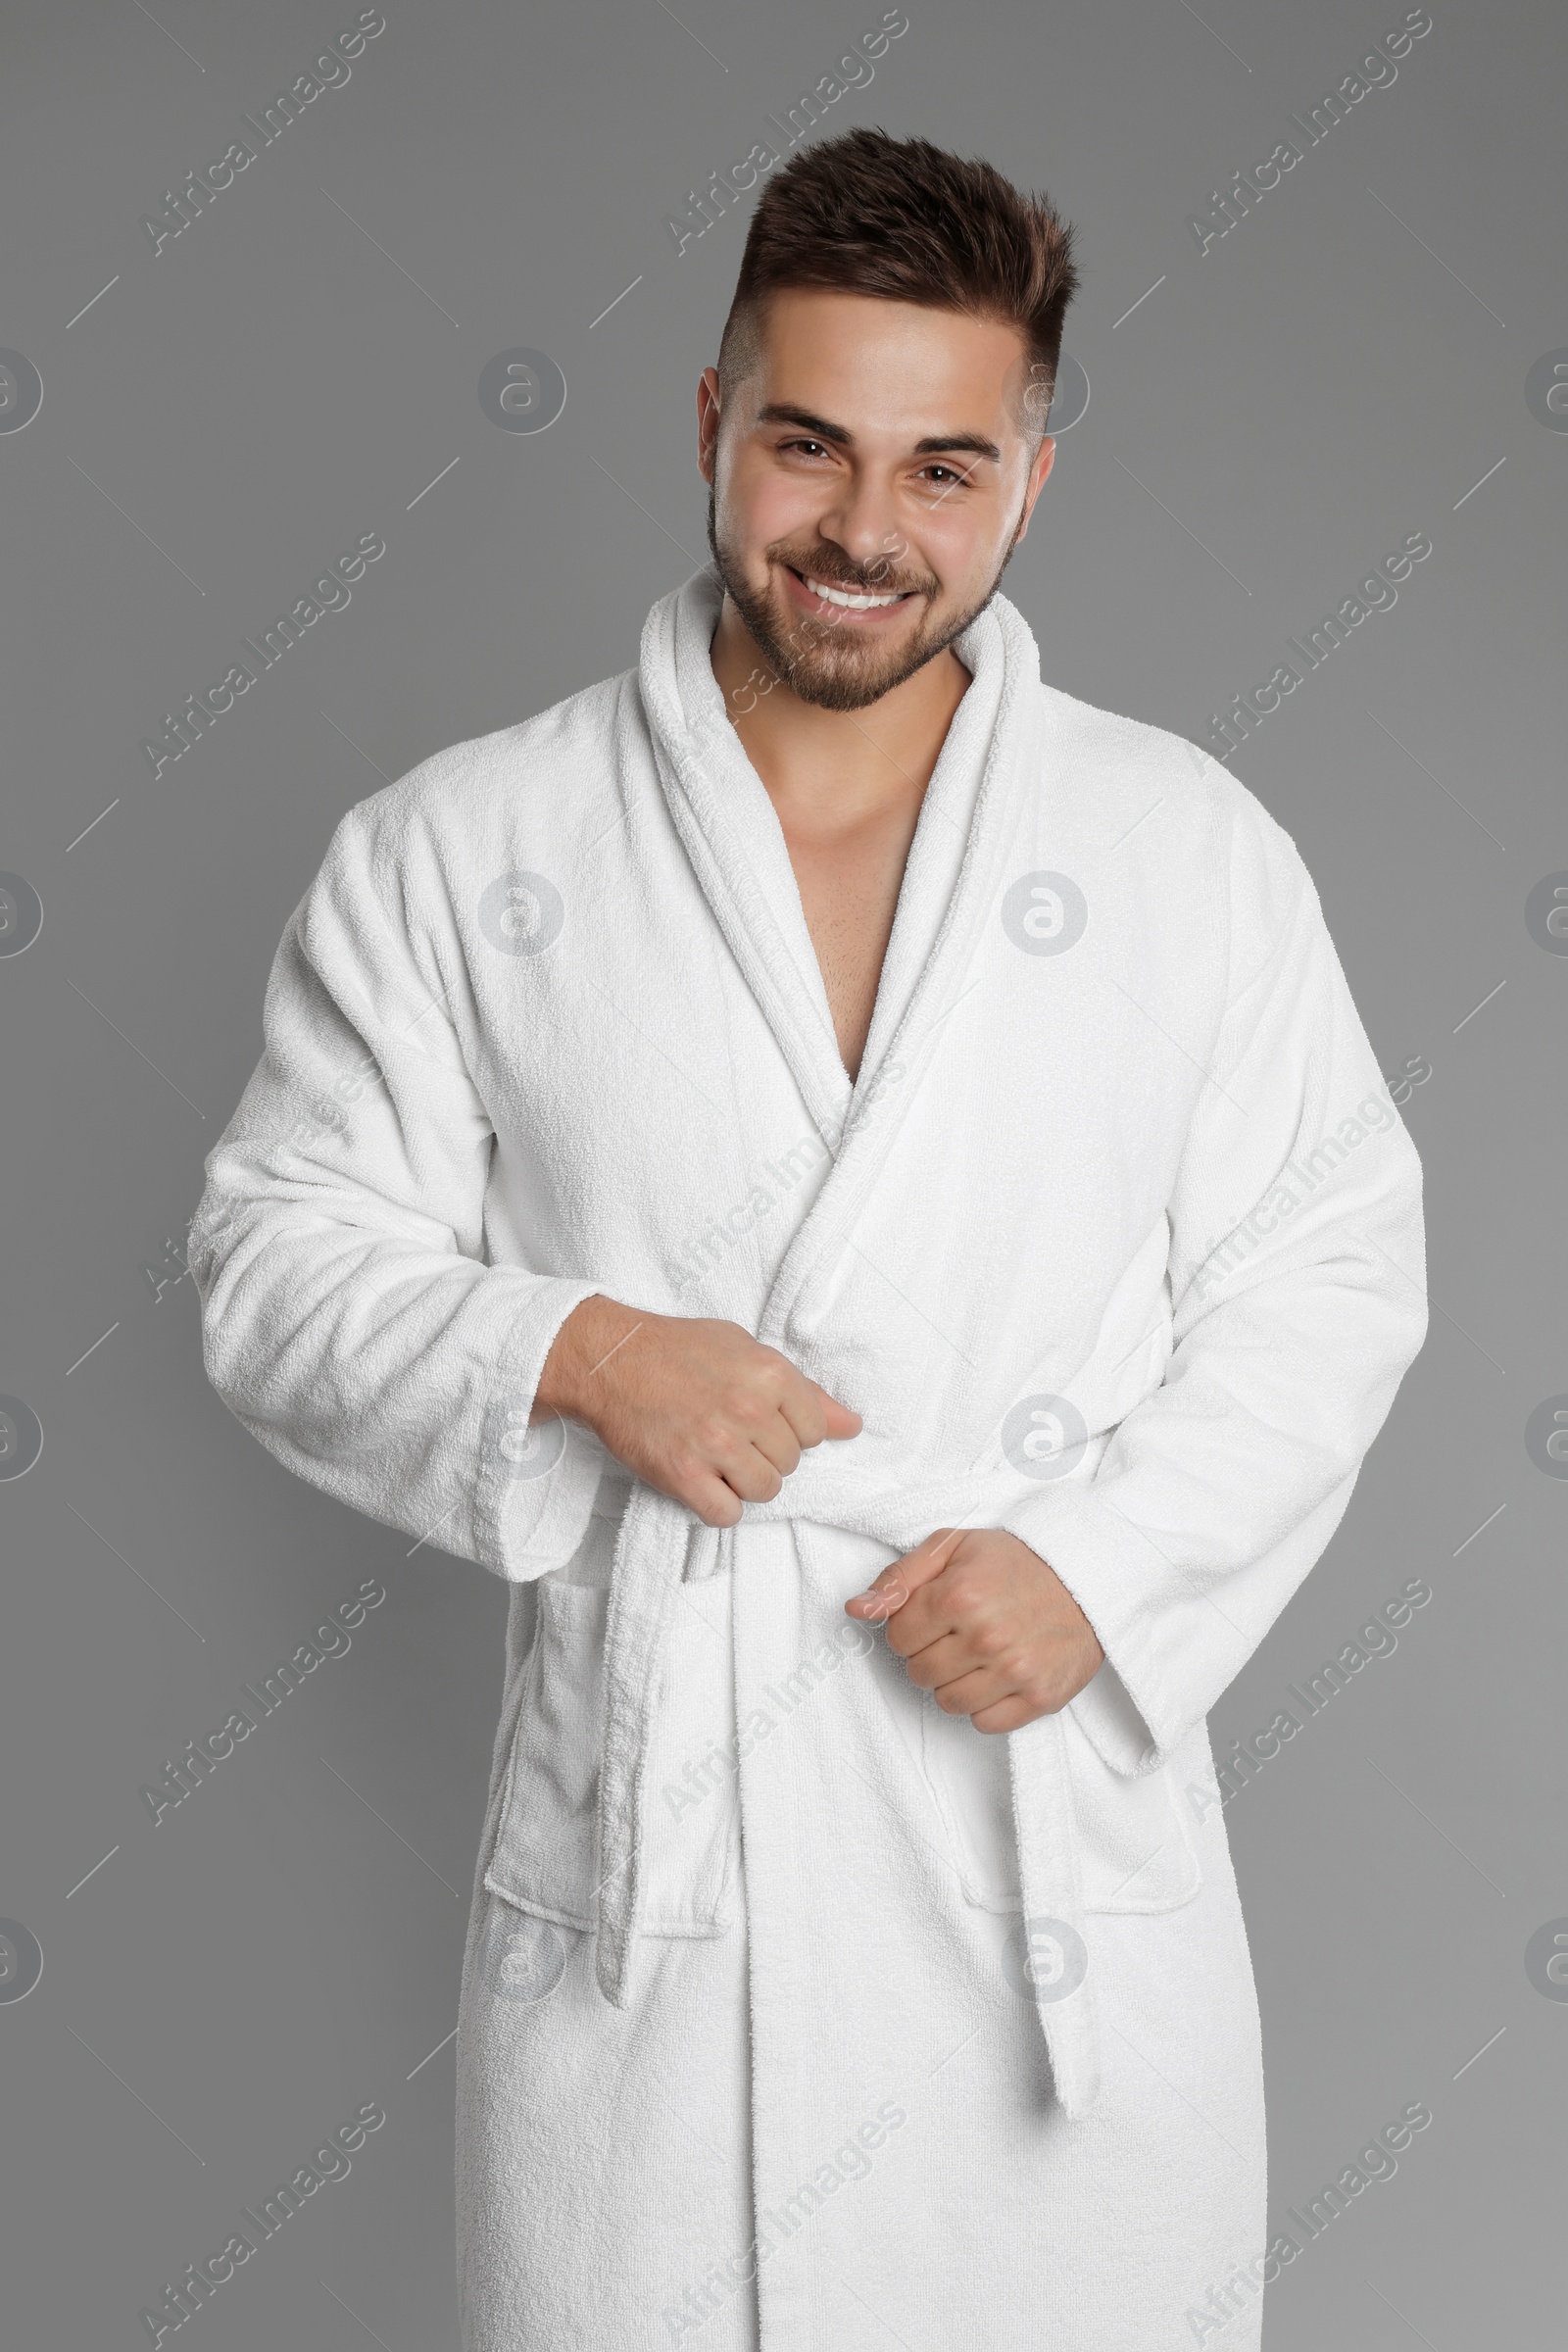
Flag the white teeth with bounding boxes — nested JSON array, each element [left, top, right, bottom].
[[803, 573, 906, 611]]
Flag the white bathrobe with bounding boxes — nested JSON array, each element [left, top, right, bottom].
[[188, 567, 1428, 2351]]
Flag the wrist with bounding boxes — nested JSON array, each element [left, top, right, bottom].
[[533, 1293, 639, 1430]]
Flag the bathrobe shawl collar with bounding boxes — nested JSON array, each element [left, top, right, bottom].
[[590, 569, 1104, 2118]]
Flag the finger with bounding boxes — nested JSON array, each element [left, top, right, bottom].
[[897, 1630, 979, 1690], [777, 1381, 831, 1451], [876, 1583, 957, 1655], [663, 1465, 744, 1529], [711, 1440, 786, 1505], [748, 1413, 804, 1482], [817, 1387, 864, 1440], [927, 1664, 1024, 1720], [969, 1692, 1043, 1734], [845, 1528, 959, 1623]]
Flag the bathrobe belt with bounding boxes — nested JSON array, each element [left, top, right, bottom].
[[591, 1450, 1107, 2120]]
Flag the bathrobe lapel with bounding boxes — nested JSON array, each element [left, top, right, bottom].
[[639, 569, 854, 1152], [595, 569, 1102, 2119]]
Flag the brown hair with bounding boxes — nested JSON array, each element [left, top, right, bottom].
[[716, 127, 1079, 436]]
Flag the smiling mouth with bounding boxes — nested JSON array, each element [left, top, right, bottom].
[[786, 564, 918, 613]]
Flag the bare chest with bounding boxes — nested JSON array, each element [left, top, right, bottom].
[[780, 817, 919, 1085]]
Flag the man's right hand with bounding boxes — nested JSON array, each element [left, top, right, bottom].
[[531, 1294, 862, 1528]]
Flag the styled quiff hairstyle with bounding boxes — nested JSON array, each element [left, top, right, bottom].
[[716, 127, 1080, 438]]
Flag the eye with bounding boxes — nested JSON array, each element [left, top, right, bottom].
[[780, 437, 833, 459], [918, 463, 972, 487]]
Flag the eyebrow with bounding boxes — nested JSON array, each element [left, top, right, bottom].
[[754, 404, 1002, 465]]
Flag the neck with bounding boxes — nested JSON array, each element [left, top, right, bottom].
[[708, 591, 972, 833]]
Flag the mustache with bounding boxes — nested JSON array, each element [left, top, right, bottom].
[[773, 550, 933, 598]]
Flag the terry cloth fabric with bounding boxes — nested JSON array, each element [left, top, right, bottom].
[[188, 565, 1427, 2347]]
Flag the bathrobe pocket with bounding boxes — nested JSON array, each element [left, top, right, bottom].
[[917, 1690, 1201, 1914], [484, 1571, 740, 1937]]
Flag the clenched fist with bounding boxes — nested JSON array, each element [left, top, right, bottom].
[[532, 1293, 862, 1528], [846, 1526, 1105, 1733]]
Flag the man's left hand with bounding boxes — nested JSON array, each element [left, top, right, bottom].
[[845, 1527, 1105, 1733]]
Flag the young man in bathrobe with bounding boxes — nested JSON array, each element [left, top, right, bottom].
[[189, 127, 1428, 2350]]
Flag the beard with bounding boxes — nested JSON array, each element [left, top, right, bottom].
[[705, 481, 1022, 713]]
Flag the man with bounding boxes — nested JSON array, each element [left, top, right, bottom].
[[189, 128, 1428, 2349]]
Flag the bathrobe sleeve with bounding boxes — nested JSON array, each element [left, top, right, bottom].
[[186, 796, 606, 1577], [998, 779, 1429, 1777]]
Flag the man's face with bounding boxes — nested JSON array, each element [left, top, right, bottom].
[[699, 287, 1054, 712]]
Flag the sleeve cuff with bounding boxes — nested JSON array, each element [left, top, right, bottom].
[[472, 1275, 612, 1581]]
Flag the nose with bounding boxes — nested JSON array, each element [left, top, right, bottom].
[[814, 478, 906, 581]]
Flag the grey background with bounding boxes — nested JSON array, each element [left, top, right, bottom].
[[0, 0, 1561, 2342]]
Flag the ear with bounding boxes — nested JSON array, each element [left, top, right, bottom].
[[697, 367, 723, 484], [1011, 437, 1056, 546]]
